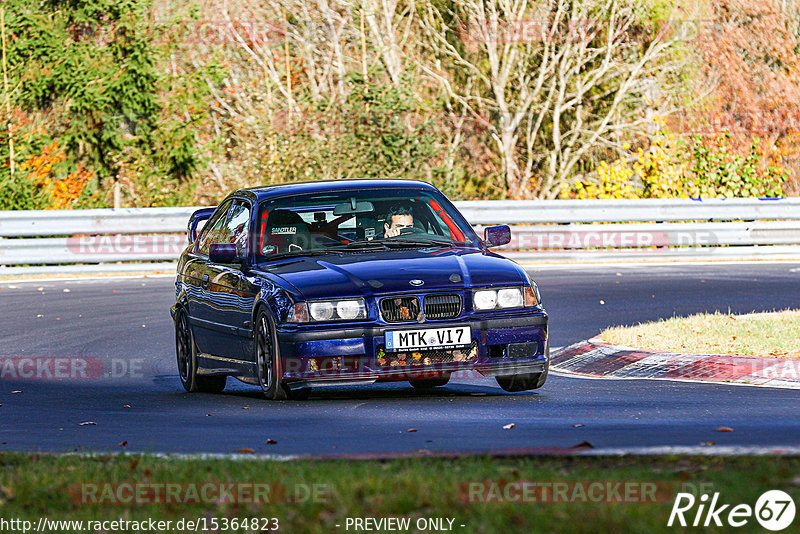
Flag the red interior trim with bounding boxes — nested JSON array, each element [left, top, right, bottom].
[[258, 209, 269, 252], [428, 199, 465, 242]]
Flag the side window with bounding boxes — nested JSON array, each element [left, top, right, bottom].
[[196, 200, 233, 256], [426, 206, 451, 236], [216, 201, 251, 257]]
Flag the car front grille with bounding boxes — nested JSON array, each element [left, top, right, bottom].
[[380, 296, 421, 323], [376, 340, 479, 368], [423, 293, 462, 320]]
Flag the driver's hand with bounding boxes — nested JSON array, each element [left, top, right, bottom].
[[385, 225, 401, 238]]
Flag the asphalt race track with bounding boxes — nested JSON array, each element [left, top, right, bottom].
[[1, 262, 799, 455]]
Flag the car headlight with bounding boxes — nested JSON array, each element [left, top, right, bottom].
[[336, 300, 363, 320], [290, 298, 367, 323], [309, 301, 335, 321], [473, 286, 538, 311], [497, 288, 523, 308], [473, 290, 498, 310]]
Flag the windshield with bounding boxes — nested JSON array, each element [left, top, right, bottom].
[[254, 187, 479, 261]]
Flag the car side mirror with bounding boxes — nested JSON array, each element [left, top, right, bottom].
[[484, 225, 511, 248], [209, 243, 239, 264]]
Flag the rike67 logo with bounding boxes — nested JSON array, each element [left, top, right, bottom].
[[668, 490, 796, 531]]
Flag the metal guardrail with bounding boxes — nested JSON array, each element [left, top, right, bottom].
[[0, 207, 201, 237], [1, 198, 799, 268], [458, 198, 800, 224]]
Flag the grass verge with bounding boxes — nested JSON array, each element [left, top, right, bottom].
[[1, 454, 800, 533], [601, 310, 800, 358]]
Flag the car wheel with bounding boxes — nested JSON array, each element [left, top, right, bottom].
[[255, 310, 288, 400], [409, 376, 450, 388], [175, 308, 226, 393]]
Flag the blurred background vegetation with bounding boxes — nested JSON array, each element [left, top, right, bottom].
[[1, 0, 798, 208]]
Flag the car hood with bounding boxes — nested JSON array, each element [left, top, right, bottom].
[[256, 248, 528, 299]]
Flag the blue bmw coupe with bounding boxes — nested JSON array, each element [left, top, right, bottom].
[[171, 180, 549, 399]]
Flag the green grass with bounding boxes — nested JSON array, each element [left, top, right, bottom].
[[1, 454, 800, 533], [601, 310, 800, 357]]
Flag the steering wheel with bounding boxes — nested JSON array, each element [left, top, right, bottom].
[[398, 226, 425, 236]]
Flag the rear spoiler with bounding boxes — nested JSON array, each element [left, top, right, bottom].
[[187, 207, 216, 244]]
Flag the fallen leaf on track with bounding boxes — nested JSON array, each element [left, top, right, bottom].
[[700, 442, 715, 446], [78, 421, 97, 426], [11, 391, 21, 394], [407, 428, 418, 433], [503, 423, 516, 430], [123, 405, 131, 408], [573, 441, 594, 449], [118, 441, 128, 447], [236, 448, 255, 454], [716, 426, 734, 432], [266, 439, 278, 445]]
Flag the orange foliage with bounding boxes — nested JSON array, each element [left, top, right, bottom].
[[682, 0, 800, 193], [19, 142, 92, 209], [48, 167, 93, 209]]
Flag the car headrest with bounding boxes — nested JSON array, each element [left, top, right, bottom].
[[266, 210, 309, 236], [263, 210, 312, 254]]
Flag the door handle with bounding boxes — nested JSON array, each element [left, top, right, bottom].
[[202, 274, 209, 288]]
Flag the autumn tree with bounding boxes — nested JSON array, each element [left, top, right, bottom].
[[683, 0, 800, 193], [419, 0, 693, 198]]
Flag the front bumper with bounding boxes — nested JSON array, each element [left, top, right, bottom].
[[275, 313, 549, 389]]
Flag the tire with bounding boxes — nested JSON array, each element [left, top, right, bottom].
[[255, 309, 288, 400], [409, 376, 450, 388], [495, 341, 549, 392], [175, 308, 227, 393]]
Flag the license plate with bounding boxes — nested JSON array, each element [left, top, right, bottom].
[[385, 326, 471, 352]]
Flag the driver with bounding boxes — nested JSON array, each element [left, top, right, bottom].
[[384, 204, 415, 237]]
